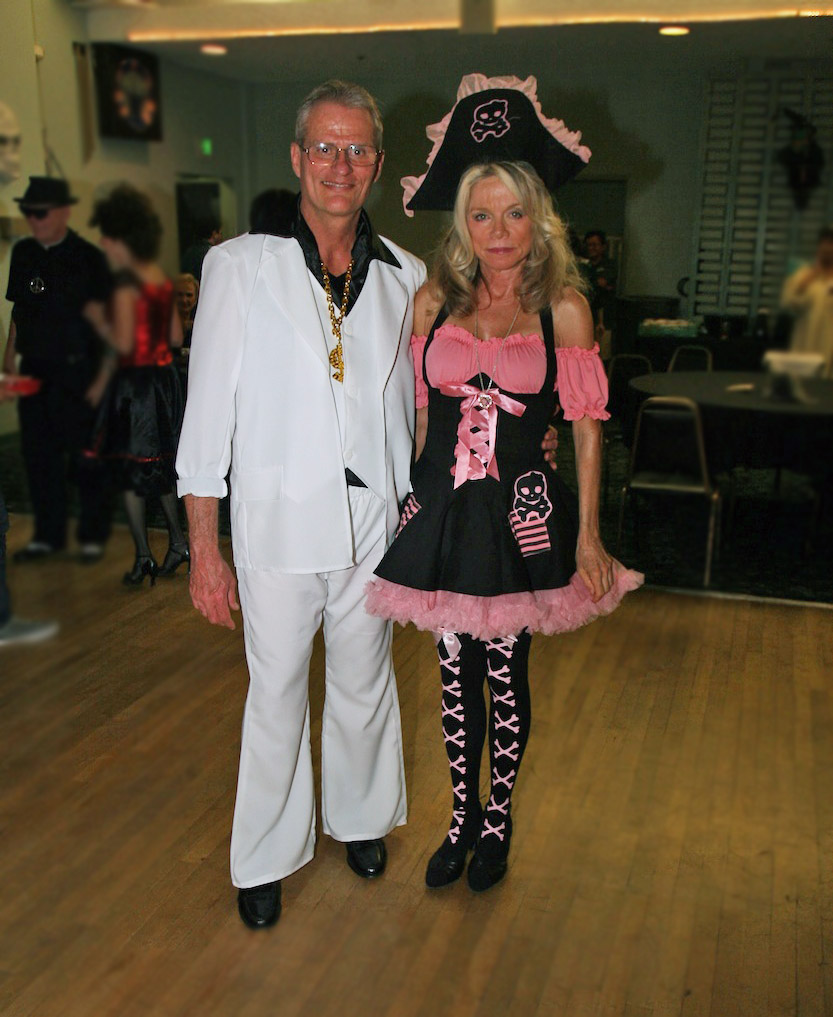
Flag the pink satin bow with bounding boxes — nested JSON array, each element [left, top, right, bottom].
[[439, 383, 526, 489]]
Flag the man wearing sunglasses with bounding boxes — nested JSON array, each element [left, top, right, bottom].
[[177, 80, 424, 929], [3, 176, 112, 562]]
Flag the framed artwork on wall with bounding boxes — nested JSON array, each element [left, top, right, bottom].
[[92, 43, 163, 141]]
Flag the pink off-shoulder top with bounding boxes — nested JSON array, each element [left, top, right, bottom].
[[411, 324, 611, 420]]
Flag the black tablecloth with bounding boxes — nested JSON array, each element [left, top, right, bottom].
[[626, 371, 833, 474]]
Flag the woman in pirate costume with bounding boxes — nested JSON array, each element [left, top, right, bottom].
[[365, 75, 642, 892]]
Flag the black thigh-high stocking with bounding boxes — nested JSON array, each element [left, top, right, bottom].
[[434, 631, 487, 857], [158, 489, 187, 550], [123, 489, 151, 558], [478, 631, 532, 861]]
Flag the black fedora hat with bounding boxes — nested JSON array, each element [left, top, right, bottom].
[[14, 176, 78, 210], [401, 74, 591, 215]]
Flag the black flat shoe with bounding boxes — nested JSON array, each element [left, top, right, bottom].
[[425, 848, 471, 889], [157, 545, 190, 577], [122, 556, 158, 587], [467, 812, 511, 892], [345, 838, 387, 878], [467, 851, 508, 892], [425, 807, 482, 889], [237, 881, 281, 929]]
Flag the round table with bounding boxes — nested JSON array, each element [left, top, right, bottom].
[[626, 371, 833, 473]]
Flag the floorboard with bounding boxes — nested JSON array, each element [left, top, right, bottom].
[[1, 515, 831, 1016]]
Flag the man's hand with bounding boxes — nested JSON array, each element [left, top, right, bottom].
[[189, 547, 240, 629], [541, 423, 559, 471]]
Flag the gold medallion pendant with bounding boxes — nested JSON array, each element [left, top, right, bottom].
[[322, 259, 353, 384]]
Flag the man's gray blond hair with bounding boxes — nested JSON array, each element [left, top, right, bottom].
[[294, 80, 383, 151]]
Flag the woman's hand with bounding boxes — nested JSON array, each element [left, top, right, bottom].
[[84, 372, 110, 408], [576, 533, 615, 602]]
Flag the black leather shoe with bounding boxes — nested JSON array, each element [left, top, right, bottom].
[[345, 838, 387, 878], [237, 881, 281, 929]]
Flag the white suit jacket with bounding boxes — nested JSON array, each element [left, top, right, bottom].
[[176, 230, 426, 572]]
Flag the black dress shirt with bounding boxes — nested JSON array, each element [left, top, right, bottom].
[[252, 199, 401, 313], [6, 229, 112, 363]]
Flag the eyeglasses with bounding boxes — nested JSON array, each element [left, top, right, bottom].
[[301, 142, 382, 167], [21, 208, 50, 220]]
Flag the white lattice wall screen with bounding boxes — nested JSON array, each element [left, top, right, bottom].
[[692, 70, 833, 318]]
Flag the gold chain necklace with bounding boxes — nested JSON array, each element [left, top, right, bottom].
[[321, 259, 353, 383], [471, 300, 521, 410]]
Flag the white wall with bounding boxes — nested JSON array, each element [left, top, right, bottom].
[[0, 0, 251, 434], [246, 30, 707, 299]]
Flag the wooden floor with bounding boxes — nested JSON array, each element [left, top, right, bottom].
[[1, 517, 832, 1017]]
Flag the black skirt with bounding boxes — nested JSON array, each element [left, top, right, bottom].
[[90, 364, 183, 496]]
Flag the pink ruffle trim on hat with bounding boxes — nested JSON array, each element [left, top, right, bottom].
[[365, 563, 643, 641], [401, 73, 593, 217]]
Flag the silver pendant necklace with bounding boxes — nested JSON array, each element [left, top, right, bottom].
[[472, 300, 521, 410]]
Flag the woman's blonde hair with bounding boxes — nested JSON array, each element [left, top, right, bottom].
[[432, 161, 586, 317]]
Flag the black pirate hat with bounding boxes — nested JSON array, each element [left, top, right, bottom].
[[14, 176, 78, 210], [402, 74, 591, 215]]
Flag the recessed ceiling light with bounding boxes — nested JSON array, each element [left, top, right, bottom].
[[659, 25, 690, 36], [201, 43, 228, 56]]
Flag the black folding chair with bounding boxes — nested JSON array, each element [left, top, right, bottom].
[[617, 396, 721, 587], [668, 344, 713, 372], [602, 354, 653, 509]]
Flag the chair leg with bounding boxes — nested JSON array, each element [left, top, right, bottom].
[[803, 487, 822, 559], [602, 435, 610, 513], [703, 492, 719, 587], [713, 489, 723, 563], [616, 487, 627, 554]]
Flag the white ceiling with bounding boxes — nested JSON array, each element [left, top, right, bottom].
[[80, 0, 833, 50], [80, 13, 833, 85]]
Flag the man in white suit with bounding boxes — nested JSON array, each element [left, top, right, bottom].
[[176, 81, 425, 928]]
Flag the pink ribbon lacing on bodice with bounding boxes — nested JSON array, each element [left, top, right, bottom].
[[438, 382, 527, 489]]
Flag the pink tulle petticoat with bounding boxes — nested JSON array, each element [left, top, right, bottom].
[[365, 564, 644, 642]]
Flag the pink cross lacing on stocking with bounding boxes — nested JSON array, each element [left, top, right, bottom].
[[495, 713, 521, 735]]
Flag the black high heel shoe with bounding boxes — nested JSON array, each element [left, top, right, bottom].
[[157, 545, 190, 578], [425, 805, 482, 888], [122, 556, 158, 587], [467, 813, 512, 892]]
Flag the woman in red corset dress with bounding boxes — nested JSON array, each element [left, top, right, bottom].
[[367, 136, 642, 891], [89, 185, 189, 586]]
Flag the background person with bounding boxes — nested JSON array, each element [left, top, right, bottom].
[[88, 184, 189, 585], [584, 228, 618, 350], [249, 188, 297, 234], [781, 225, 833, 376], [3, 176, 113, 563], [173, 272, 199, 386], [0, 376, 59, 646], [180, 215, 222, 282]]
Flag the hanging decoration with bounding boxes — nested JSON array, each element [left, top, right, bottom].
[[777, 108, 825, 211]]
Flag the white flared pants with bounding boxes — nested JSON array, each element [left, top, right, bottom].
[[230, 487, 407, 888]]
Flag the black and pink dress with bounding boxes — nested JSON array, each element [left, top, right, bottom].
[[366, 308, 642, 640]]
